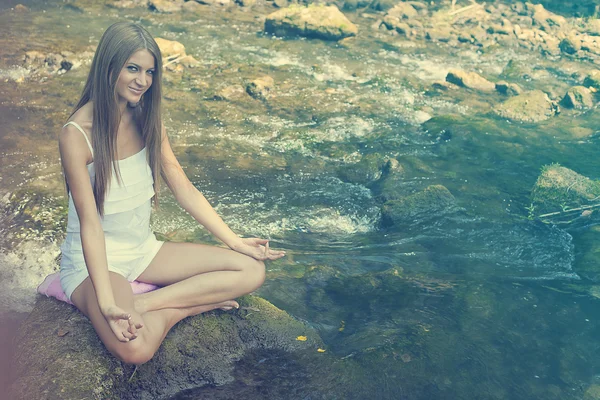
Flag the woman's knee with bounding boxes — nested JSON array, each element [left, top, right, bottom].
[[241, 258, 265, 290], [112, 338, 155, 365]]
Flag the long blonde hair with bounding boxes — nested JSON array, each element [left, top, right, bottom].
[[68, 22, 164, 216]]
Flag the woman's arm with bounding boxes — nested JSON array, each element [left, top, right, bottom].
[[59, 125, 139, 341], [160, 124, 285, 260]]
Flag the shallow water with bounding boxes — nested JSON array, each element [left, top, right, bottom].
[[2, 0, 600, 398]]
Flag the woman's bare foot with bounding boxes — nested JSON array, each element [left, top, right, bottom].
[[179, 300, 239, 318]]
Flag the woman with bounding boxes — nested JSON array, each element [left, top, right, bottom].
[[59, 21, 285, 365]]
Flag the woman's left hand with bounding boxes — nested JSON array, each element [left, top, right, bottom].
[[232, 238, 286, 261]]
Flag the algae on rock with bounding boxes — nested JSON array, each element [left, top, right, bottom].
[[9, 295, 323, 400]]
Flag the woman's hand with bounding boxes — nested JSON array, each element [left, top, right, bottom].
[[100, 305, 144, 342], [232, 238, 286, 261]]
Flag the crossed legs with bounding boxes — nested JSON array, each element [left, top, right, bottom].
[[70, 242, 266, 365]]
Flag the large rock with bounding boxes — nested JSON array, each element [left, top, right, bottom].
[[560, 86, 594, 110], [446, 69, 495, 92], [495, 90, 558, 123], [531, 164, 600, 218], [264, 4, 358, 41], [381, 184, 458, 227], [583, 70, 600, 89], [155, 38, 186, 59], [9, 296, 323, 400], [148, 0, 184, 13]]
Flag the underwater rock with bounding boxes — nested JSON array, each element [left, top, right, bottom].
[[264, 4, 358, 41], [381, 184, 458, 228], [531, 164, 600, 217], [445, 69, 495, 92], [148, 0, 184, 13], [336, 154, 391, 186], [246, 75, 275, 100], [495, 80, 523, 96], [495, 90, 558, 123], [528, 3, 567, 31], [560, 86, 594, 110], [9, 296, 322, 400]]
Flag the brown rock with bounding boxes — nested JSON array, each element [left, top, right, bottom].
[[446, 69, 495, 92]]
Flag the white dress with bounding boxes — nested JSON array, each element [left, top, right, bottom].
[[59, 121, 164, 300]]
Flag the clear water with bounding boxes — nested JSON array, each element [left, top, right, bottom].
[[2, 1, 600, 398]]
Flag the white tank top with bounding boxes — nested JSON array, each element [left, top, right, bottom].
[[61, 121, 155, 258]]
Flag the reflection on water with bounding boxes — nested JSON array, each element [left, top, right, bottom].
[[2, 0, 600, 398]]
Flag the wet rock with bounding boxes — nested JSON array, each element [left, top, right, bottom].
[[148, 0, 184, 13], [214, 85, 246, 101], [382, 17, 410, 36], [236, 0, 257, 7], [23, 51, 46, 67], [155, 38, 186, 59], [445, 69, 495, 92], [584, 384, 600, 400], [337, 153, 388, 186], [183, 0, 203, 11], [199, 0, 231, 6], [425, 25, 454, 43], [583, 70, 600, 89], [559, 35, 582, 55], [495, 81, 522, 96], [264, 4, 358, 41], [273, 0, 288, 8], [107, 0, 146, 8], [246, 75, 275, 100], [432, 80, 456, 91], [9, 296, 322, 400], [385, 2, 419, 19], [381, 185, 458, 228], [495, 90, 558, 123], [531, 164, 600, 217], [528, 3, 566, 31], [370, 0, 396, 12], [560, 86, 594, 110], [14, 4, 29, 12]]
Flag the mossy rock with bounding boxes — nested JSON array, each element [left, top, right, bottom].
[[531, 164, 600, 217], [495, 90, 558, 123], [381, 185, 458, 228], [9, 296, 323, 399], [336, 154, 388, 186]]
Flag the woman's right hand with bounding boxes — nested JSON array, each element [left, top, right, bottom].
[[101, 305, 144, 342]]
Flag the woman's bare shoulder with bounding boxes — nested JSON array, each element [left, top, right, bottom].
[[65, 102, 93, 132]]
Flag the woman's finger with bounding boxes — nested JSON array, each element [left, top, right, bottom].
[[265, 241, 269, 257]]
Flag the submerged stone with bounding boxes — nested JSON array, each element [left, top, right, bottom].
[[381, 184, 458, 228], [9, 296, 323, 400]]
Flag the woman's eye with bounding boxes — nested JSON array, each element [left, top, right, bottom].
[[147, 70, 154, 75], [128, 66, 137, 72]]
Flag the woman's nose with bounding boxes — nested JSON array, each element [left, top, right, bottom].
[[135, 74, 146, 87]]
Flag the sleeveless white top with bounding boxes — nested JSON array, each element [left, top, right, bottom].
[[60, 121, 159, 273]]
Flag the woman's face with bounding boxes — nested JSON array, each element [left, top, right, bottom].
[[115, 49, 156, 105]]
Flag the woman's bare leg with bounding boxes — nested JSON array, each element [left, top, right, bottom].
[[71, 272, 238, 365], [134, 242, 265, 313]]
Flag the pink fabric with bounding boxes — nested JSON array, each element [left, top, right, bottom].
[[37, 272, 159, 305]]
